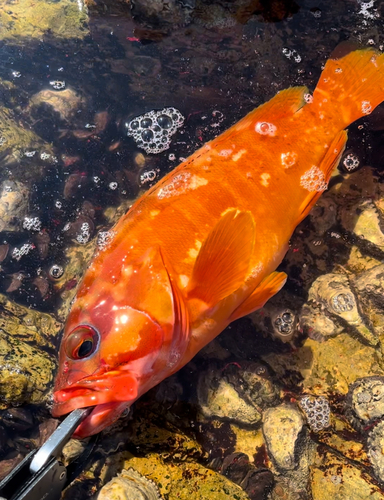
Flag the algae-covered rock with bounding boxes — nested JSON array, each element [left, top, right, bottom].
[[118, 454, 250, 500], [0, 0, 88, 41], [262, 333, 383, 396], [0, 333, 55, 407], [311, 451, 383, 500], [0, 294, 59, 408]]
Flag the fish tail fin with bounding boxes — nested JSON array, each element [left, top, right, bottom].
[[312, 48, 384, 129]]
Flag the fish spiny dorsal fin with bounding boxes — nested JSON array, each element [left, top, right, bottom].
[[312, 48, 384, 129], [187, 209, 255, 304], [229, 271, 287, 322], [211, 87, 308, 144]]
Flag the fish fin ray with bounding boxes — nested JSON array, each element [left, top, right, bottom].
[[297, 130, 347, 222], [188, 209, 255, 304], [313, 49, 384, 128], [230, 271, 287, 322], [159, 248, 190, 352]]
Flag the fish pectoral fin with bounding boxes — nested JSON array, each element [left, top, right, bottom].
[[229, 271, 287, 322], [159, 249, 190, 352], [187, 209, 255, 304], [297, 129, 347, 223]]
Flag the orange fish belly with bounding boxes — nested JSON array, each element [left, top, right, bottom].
[[53, 48, 384, 437]]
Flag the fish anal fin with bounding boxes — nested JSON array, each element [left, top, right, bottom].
[[298, 129, 347, 223], [188, 209, 255, 305], [230, 271, 287, 322]]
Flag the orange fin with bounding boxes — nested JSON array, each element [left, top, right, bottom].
[[298, 129, 347, 222], [212, 87, 307, 146], [159, 249, 190, 355], [313, 49, 384, 129], [250, 86, 308, 118], [188, 209, 255, 304], [230, 271, 287, 322]]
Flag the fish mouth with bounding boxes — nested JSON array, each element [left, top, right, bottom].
[[52, 371, 138, 437]]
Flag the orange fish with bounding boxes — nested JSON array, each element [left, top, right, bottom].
[[53, 49, 384, 438]]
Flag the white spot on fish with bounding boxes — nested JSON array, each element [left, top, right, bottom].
[[300, 166, 328, 192], [157, 173, 207, 199], [179, 274, 189, 288], [281, 152, 297, 168], [232, 149, 247, 162], [255, 122, 277, 136], [260, 173, 270, 187], [218, 149, 233, 158], [361, 100, 372, 115], [150, 210, 160, 217]]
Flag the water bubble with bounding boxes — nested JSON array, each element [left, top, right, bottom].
[[255, 121, 277, 136], [281, 152, 297, 168], [282, 47, 301, 63], [157, 114, 172, 129], [109, 182, 118, 190], [130, 120, 139, 130], [49, 264, 64, 279], [343, 153, 360, 172], [12, 243, 34, 261], [23, 216, 42, 232], [140, 169, 158, 185], [49, 80, 65, 90], [125, 107, 184, 154], [362, 100, 372, 115], [141, 118, 152, 128], [304, 93, 313, 104], [141, 129, 154, 142], [97, 230, 115, 250]]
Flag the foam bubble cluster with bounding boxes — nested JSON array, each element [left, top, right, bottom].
[[300, 166, 328, 192], [125, 107, 184, 154], [300, 395, 330, 432]]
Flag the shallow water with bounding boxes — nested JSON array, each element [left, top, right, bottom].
[[0, 0, 384, 498]]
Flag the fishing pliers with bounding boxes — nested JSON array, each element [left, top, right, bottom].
[[0, 408, 93, 500]]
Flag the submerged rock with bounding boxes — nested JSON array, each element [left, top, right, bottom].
[[0, 180, 29, 232]]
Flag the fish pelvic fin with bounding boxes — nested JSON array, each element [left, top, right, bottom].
[[313, 48, 384, 129], [229, 271, 287, 322], [187, 209, 255, 304], [297, 129, 348, 223]]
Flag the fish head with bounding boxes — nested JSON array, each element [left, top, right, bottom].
[[52, 247, 183, 437]]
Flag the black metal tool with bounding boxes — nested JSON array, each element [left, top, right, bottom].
[[0, 408, 91, 500]]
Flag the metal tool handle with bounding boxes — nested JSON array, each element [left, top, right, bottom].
[[29, 408, 90, 474]]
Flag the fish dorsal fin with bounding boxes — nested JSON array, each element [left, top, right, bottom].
[[297, 129, 347, 223], [187, 209, 255, 304], [253, 86, 308, 118], [230, 271, 287, 322], [211, 87, 308, 145]]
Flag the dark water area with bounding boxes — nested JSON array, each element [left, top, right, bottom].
[[0, 0, 384, 498]]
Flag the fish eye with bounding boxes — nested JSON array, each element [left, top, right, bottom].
[[65, 326, 99, 360]]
